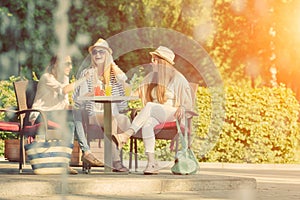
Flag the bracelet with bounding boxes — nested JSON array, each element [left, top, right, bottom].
[[178, 105, 185, 110]]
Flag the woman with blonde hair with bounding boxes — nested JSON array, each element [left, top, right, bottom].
[[73, 38, 131, 172], [112, 46, 193, 175]]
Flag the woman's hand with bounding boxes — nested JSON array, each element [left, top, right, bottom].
[[65, 105, 73, 110], [84, 71, 91, 79], [174, 106, 184, 120], [84, 92, 94, 97]]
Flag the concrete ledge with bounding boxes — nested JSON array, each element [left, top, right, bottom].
[[0, 160, 257, 198], [0, 173, 256, 197]]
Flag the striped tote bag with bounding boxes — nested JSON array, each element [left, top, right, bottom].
[[25, 141, 73, 175]]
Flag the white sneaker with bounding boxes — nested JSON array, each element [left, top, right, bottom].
[[143, 162, 159, 175]]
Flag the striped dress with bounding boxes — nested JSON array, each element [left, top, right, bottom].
[[73, 67, 128, 116]]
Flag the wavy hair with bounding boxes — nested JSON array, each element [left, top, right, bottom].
[[143, 56, 176, 104]]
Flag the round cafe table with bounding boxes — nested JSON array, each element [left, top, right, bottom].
[[77, 95, 139, 172]]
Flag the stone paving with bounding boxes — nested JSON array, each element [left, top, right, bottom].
[[1, 159, 300, 199]]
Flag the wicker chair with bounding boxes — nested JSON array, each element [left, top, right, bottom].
[[13, 80, 61, 173], [0, 110, 21, 135]]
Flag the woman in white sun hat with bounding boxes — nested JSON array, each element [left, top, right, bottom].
[[112, 46, 193, 175], [73, 38, 131, 172]]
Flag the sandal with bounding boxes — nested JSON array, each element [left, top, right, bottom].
[[113, 161, 129, 172], [82, 153, 104, 167], [68, 166, 78, 175]]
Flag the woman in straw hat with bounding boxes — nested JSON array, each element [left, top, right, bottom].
[[73, 38, 131, 172], [112, 46, 193, 175]]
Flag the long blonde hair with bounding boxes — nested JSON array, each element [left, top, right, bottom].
[[90, 50, 124, 85], [143, 57, 175, 104]]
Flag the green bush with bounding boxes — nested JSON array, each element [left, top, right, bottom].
[[0, 76, 19, 109], [0, 76, 20, 141], [194, 84, 300, 163], [0, 76, 20, 156]]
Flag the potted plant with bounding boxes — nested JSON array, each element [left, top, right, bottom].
[[3, 135, 20, 162]]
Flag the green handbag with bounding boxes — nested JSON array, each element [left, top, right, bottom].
[[171, 119, 199, 175]]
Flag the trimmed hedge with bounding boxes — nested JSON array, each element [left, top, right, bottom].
[[0, 76, 20, 140], [193, 84, 300, 163], [0, 76, 18, 109]]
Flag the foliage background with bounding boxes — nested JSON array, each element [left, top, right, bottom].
[[1, 0, 300, 93]]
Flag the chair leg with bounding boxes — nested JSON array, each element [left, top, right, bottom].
[[129, 138, 133, 170], [134, 139, 138, 172], [19, 135, 24, 173], [81, 152, 91, 174], [82, 161, 91, 174]]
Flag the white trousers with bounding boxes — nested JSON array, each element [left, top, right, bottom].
[[130, 102, 177, 153]]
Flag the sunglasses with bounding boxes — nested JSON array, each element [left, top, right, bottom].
[[64, 62, 72, 67], [92, 49, 106, 55], [151, 57, 159, 63]]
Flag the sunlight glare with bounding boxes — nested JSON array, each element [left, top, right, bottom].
[[231, 0, 247, 13], [193, 22, 215, 44]]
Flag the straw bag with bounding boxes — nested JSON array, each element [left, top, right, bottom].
[[25, 141, 73, 175], [171, 119, 199, 175]]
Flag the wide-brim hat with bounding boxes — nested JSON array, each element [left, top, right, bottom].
[[88, 38, 112, 54], [149, 46, 175, 65]]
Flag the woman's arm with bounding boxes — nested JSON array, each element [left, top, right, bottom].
[[62, 71, 91, 94], [173, 73, 193, 119], [62, 76, 87, 94]]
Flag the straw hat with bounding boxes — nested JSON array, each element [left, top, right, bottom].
[[88, 38, 112, 54], [149, 46, 175, 65]]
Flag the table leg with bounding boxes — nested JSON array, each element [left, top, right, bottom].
[[103, 102, 112, 172]]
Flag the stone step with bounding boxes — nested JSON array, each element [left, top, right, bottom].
[[0, 159, 256, 199], [0, 171, 256, 197]]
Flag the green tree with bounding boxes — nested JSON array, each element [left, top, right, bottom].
[[1, 0, 300, 100], [208, 0, 299, 91], [0, 1, 57, 79]]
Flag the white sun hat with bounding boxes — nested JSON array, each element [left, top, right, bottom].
[[150, 46, 175, 65], [88, 38, 112, 54]]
